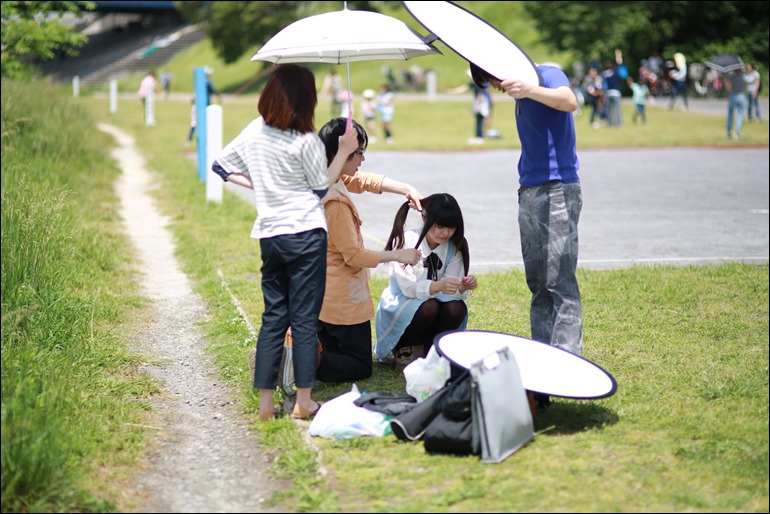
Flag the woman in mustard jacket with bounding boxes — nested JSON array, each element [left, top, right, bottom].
[[316, 117, 422, 382]]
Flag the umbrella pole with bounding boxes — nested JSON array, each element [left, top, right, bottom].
[[345, 52, 353, 131]]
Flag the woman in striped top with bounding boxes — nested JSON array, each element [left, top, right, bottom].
[[212, 64, 358, 421]]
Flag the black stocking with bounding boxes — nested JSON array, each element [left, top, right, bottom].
[[393, 299, 468, 354]]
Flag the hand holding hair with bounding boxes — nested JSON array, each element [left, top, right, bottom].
[[398, 248, 421, 266]]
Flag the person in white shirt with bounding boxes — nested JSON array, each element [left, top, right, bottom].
[[375, 193, 478, 372], [376, 84, 396, 143], [744, 63, 762, 122], [667, 57, 689, 111], [211, 64, 358, 421]]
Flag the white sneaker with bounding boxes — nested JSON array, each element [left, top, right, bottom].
[[386, 137, 394, 144], [466, 137, 484, 145], [378, 351, 395, 366]]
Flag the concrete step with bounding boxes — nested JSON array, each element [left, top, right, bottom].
[[80, 25, 205, 86]]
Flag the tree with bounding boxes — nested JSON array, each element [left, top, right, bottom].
[[173, 1, 379, 65], [1, 1, 94, 79], [522, 1, 769, 74]]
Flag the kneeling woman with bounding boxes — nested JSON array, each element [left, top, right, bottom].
[[316, 117, 423, 383], [375, 193, 478, 372]]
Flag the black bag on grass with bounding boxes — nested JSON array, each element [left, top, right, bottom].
[[422, 370, 479, 456]]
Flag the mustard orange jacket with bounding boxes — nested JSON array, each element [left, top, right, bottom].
[[319, 172, 385, 325]]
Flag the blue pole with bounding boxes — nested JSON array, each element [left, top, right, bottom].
[[194, 67, 209, 182]]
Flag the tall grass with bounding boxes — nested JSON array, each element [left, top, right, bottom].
[[1, 80, 158, 512]]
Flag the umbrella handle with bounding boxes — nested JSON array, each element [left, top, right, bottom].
[[346, 108, 352, 132]]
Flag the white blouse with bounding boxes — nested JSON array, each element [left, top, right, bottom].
[[390, 228, 469, 300]]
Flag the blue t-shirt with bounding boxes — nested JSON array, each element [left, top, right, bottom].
[[515, 65, 580, 188]]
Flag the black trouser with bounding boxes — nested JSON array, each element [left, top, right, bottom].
[[253, 228, 326, 389]]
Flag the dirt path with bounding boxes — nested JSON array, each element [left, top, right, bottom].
[[99, 123, 284, 513]]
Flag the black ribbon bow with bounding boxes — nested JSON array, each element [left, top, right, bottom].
[[424, 252, 443, 281]]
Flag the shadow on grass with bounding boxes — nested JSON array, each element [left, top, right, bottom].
[[534, 399, 619, 436]]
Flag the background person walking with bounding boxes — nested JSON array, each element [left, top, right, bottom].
[[667, 53, 689, 111], [137, 70, 159, 110], [726, 66, 747, 140], [184, 97, 196, 147], [160, 70, 172, 98], [744, 63, 762, 122], [376, 84, 396, 144]]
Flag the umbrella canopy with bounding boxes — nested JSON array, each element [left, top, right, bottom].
[[251, 6, 440, 127], [705, 54, 745, 74], [251, 8, 441, 64]]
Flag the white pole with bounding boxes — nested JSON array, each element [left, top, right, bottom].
[[205, 104, 223, 204], [109, 79, 118, 113], [145, 86, 155, 126], [72, 76, 80, 97], [427, 70, 437, 102]]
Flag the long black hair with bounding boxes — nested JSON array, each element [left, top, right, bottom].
[[384, 193, 470, 275]]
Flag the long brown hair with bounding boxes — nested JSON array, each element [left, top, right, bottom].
[[258, 64, 317, 133], [385, 193, 470, 275]]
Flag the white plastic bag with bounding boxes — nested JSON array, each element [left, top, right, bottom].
[[308, 385, 393, 439], [404, 346, 451, 402]]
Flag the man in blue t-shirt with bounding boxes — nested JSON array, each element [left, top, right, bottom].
[[469, 62, 583, 409]]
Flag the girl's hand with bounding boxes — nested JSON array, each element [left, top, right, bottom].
[[460, 275, 478, 292], [441, 277, 462, 295]]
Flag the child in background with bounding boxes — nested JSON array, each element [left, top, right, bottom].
[[360, 89, 378, 143], [376, 84, 395, 144], [628, 76, 652, 125], [185, 97, 196, 147]]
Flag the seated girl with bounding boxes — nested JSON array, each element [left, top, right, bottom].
[[375, 193, 478, 372], [315, 117, 423, 383]]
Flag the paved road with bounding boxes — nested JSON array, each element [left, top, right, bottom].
[[227, 146, 768, 276], [222, 97, 768, 276], [355, 147, 768, 275]]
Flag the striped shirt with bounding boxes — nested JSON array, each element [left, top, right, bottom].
[[216, 117, 329, 239]]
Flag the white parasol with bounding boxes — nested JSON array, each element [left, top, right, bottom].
[[251, 3, 441, 129]]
